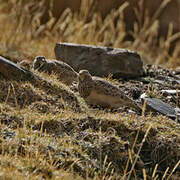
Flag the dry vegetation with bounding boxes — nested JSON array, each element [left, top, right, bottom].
[[0, 0, 180, 179], [0, 0, 180, 67]]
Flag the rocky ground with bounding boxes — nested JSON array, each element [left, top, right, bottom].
[[117, 64, 180, 118], [0, 54, 180, 179]]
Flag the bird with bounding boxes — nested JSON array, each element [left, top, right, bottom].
[[78, 69, 142, 111], [33, 56, 78, 85]]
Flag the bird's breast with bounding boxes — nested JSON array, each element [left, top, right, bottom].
[[78, 82, 92, 98], [86, 90, 122, 107]]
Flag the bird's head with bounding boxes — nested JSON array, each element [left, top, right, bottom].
[[78, 70, 92, 81], [33, 56, 46, 70]]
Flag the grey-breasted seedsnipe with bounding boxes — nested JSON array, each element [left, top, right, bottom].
[[78, 69, 141, 111], [33, 56, 78, 85]]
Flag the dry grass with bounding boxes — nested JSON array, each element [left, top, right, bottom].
[[0, 0, 180, 179], [0, 0, 180, 67], [0, 73, 179, 179], [0, 83, 180, 179]]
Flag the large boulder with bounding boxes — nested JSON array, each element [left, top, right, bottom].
[[54, 43, 144, 78], [0, 56, 33, 80]]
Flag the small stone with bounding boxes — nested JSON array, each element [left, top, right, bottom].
[[140, 94, 180, 123], [174, 66, 180, 75], [161, 90, 180, 96]]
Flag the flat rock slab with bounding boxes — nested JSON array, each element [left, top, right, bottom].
[[54, 43, 144, 78], [142, 97, 180, 123], [161, 90, 180, 96], [0, 56, 33, 80]]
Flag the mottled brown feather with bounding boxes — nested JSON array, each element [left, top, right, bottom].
[[33, 56, 78, 85], [78, 70, 141, 111]]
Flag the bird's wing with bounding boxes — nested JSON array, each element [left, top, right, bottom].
[[93, 77, 123, 97], [54, 60, 72, 70], [92, 77, 142, 111], [54, 60, 78, 76]]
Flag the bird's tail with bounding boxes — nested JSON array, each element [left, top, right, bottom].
[[125, 97, 142, 112]]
